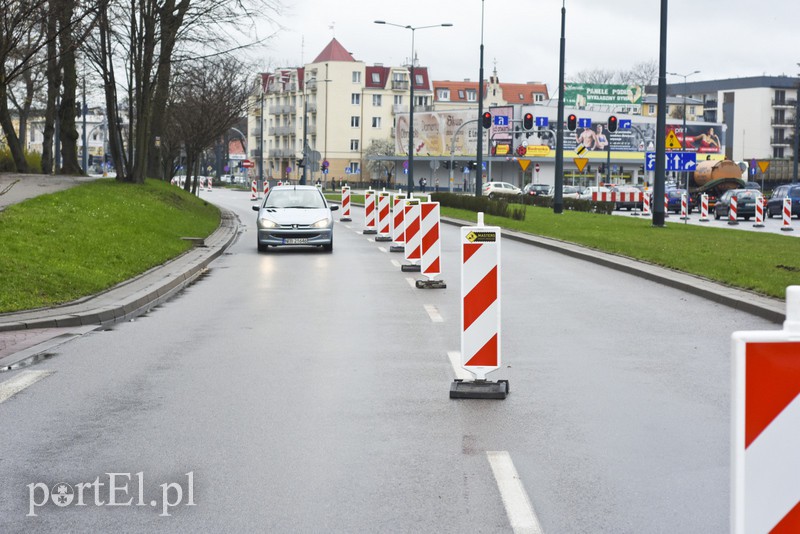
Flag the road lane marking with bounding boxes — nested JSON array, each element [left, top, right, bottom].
[[378, 246, 388, 253], [391, 259, 402, 268], [447, 351, 474, 381], [406, 278, 417, 289], [486, 451, 543, 534], [0, 370, 54, 405], [424, 304, 444, 322]]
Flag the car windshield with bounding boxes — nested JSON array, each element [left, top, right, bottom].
[[736, 191, 758, 200], [264, 189, 325, 209]]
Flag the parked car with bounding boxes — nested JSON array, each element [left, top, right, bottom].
[[767, 184, 800, 219], [252, 185, 338, 252], [561, 185, 582, 199], [610, 186, 643, 211], [665, 188, 698, 214], [714, 189, 762, 221], [579, 186, 611, 201], [482, 181, 522, 199], [523, 183, 552, 197]]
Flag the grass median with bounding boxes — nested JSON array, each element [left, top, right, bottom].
[[326, 193, 799, 299], [0, 178, 220, 313]]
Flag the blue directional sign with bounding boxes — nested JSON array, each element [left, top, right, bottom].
[[535, 116, 549, 127], [494, 115, 509, 126], [645, 152, 656, 171], [578, 118, 592, 128], [619, 119, 632, 129]]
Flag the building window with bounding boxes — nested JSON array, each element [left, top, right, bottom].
[[437, 88, 450, 101], [648, 104, 655, 114], [458, 90, 465, 99], [350, 139, 359, 151], [371, 72, 381, 84], [351, 116, 360, 128], [352, 71, 361, 83], [415, 74, 423, 85], [774, 147, 785, 158], [372, 117, 381, 128], [519, 93, 524, 100], [394, 95, 403, 105], [535, 93, 544, 102], [467, 89, 476, 102], [349, 162, 360, 174], [689, 106, 696, 116], [372, 94, 382, 106], [352, 93, 360, 105]]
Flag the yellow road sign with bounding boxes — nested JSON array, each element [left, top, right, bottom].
[[525, 145, 550, 157], [518, 160, 530, 171], [757, 161, 770, 173], [574, 158, 589, 173], [665, 130, 682, 150]]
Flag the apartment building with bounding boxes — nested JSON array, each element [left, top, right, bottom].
[[432, 73, 549, 110]]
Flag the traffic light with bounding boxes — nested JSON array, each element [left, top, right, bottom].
[[482, 111, 492, 129], [523, 112, 534, 130], [608, 115, 618, 132], [567, 113, 577, 131], [297, 158, 304, 167]]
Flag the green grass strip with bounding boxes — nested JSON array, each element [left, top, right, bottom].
[[0, 179, 220, 313]]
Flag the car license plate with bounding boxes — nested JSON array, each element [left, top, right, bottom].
[[284, 238, 308, 244]]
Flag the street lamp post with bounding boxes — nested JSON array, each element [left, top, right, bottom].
[[375, 20, 453, 194], [553, 0, 566, 214], [667, 70, 700, 206], [794, 63, 799, 183], [475, 0, 485, 197]]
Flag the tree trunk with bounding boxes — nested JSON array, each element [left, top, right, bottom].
[[57, 0, 82, 175], [0, 70, 29, 172], [41, 9, 60, 175]]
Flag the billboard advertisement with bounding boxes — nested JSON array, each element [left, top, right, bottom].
[[395, 110, 479, 157], [564, 83, 643, 108]]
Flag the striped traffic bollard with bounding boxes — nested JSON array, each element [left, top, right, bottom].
[[208, 177, 213, 193], [263, 180, 269, 196], [680, 193, 689, 220], [250, 180, 257, 201], [416, 201, 445, 289], [731, 286, 800, 533], [340, 186, 352, 222], [389, 192, 407, 252], [753, 195, 765, 228], [277, 181, 283, 186], [664, 193, 670, 217], [375, 190, 392, 242], [450, 212, 508, 399], [401, 198, 422, 272], [728, 195, 739, 225], [363, 189, 377, 235], [699, 193, 710, 222], [642, 192, 651, 216], [781, 197, 794, 232]]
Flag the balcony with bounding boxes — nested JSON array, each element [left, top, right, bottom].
[[306, 80, 317, 92], [306, 102, 317, 113], [249, 149, 262, 158], [771, 117, 796, 127], [771, 137, 791, 147], [772, 98, 797, 108], [393, 104, 409, 114], [268, 105, 282, 115], [392, 80, 409, 91], [703, 99, 718, 109], [268, 148, 295, 158]]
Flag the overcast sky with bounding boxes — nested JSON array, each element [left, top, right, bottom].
[[247, 0, 800, 92]]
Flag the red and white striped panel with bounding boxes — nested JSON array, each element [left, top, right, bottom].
[[208, 177, 213, 192], [377, 192, 391, 236], [681, 193, 688, 218], [391, 193, 407, 243], [700, 193, 709, 221], [420, 202, 441, 279], [364, 189, 376, 230], [783, 198, 794, 230], [733, 328, 800, 533], [341, 186, 351, 218], [263, 180, 269, 195], [643, 193, 651, 215], [460, 219, 501, 380], [591, 192, 643, 202], [404, 200, 422, 262], [250, 180, 257, 200], [730, 196, 739, 222], [755, 196, 765, 225]]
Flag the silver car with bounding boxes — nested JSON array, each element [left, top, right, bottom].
[[252, 185, 338, 252]]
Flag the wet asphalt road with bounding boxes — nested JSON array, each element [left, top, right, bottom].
[[0, 187, 777, 532]]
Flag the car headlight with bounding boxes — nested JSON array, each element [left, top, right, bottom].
[[310, 218, 330, 228], [259, 217, 278, 228]]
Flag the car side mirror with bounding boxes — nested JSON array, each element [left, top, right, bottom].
[[330, 205, 339, 211], [252, 205, 260, 211]]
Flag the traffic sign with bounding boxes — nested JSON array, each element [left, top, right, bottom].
[[524, 146, 550, 157], [242, 160, 254, 168], [667, 152, 696, 171], [619, 119, 632, 129], [518, 160, 530, 172], [494, 115, 509, 126], [574, 158, 589, 173], [535, 163, 540, 173], [665, 130, 683, 149], [535, 116, 549, 127], [758, 161, 770, 173], [646, 152, 656, 171], [578, 118, 592, 128]]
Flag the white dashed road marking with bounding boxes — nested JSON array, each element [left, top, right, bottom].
[[424, 304, 444, 323], [447, 351, 473, 381], [0, 370, 54, 405], [486, 451, 543, 534]]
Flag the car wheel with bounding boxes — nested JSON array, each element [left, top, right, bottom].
[[767, 208, 775, 219], [257, 242, 267, 252], [323, 240, 333, 253], [714, 209, 720, 220], [744, 216, 750, 221], [488, 193, 495, 200]]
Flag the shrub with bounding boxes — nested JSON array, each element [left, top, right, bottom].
[[0, 147, 43, 173]]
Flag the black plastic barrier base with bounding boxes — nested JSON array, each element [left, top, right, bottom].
[[363, 229, 378, 235], [401, 264, 421, 272], [375, 235, 392, 242], [389, 245, 404, 253], [339, 217, 352, 222], [450, 379, 509, 400], [416, 279, 446, 289]]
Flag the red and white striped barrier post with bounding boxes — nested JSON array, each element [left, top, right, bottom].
[[340, 185, 352, 222], [208, 176, 213, 192], [263, 179, 269, 196], [643, 192, 651, 216], [781, 197, 794, 232], [416, 201, 445, 289], [753, 196, 765, 228], [401, 198, 421, 272], [389, 192, 407, 252], [277, 180, 283, 186], [680, 192, 689, 220], [664, 193, 670, 217], [728, 195, 739, 225], [250, 180, 257, 201], [451, 212, 508, 399], [699, 193, 710, 222], [363, 189, 377, 235], [732, 286, 800, 533], [375, 190, 392, 242]]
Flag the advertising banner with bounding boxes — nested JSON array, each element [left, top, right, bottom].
[[564, 83, 643, 108]]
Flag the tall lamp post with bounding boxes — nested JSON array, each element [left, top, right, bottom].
[[794, 63, 799, 184], [667, 70, 700, 198], [475, 0, 485, 197], [375, 20, 453, 194], [553, 0, 566, 213]]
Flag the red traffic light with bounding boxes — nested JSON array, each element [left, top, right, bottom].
[[523, 113, 534, 130], [516, 145, 527, 156], [567, 114, 577, 131], [608, 115, 618, 133], [481, 111, 492, 129]]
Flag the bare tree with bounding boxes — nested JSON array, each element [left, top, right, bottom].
[[363, 139, 395, 184], [167, 57, 251, 194]]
